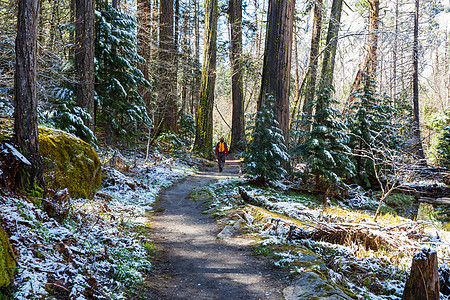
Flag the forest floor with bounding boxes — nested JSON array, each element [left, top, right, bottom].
[[136, 158, 288, 299]]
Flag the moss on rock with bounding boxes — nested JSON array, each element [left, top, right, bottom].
[[38, 127, 101, 199], [0, 225, 16, 287], [0, 119, 101, 199], [0, 119, 14, 141]]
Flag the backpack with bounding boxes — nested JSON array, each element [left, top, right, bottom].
[[218, 141, 225, 153]]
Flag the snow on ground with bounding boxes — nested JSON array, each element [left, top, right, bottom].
[[1, 153, 196, 299], [202, 178, 450, 299]]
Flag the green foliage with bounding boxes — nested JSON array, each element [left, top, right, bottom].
[[292, 82, 354, 187], [110, 247, 151, 288], [178, 112, 196, 145], [345, 73, 400, 187], [95, 2, 151, 142], [49, 94, 97, 144], [438, 125, 450, 167], [425, 109, 450, 164], [243, 95, 289, 184]]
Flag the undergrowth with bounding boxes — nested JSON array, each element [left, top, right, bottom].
[[197, 178, 443, 299]]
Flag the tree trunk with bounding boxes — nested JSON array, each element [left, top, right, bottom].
[[14, 0, 45, 193], [347, 0, 379, 105], [157, 0, 177, 133], [137, 0, 152, 107], [174, 0, 179, 77], [392, 0, 399, 106], [412, 0, 425, 160], [180, 2, 191, 113], [49, 0, 59, 51], [152, 0, 159, 59], [320, 0, 343, 87], [75, 0, 95, 132], [302, 0, 322, 117], [192, 0, 218, 159], [258, 0, 296, 145], [192, 0, 200, 115], [229, 0, 244, 152], [402, 248, 439, 300]]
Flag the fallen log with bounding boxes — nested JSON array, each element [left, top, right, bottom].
[[240, 187, 423, 253], [419, 197, 450, 205]]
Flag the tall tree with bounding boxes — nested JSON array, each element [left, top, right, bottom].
[[192, 0, 218, 158], [192, 0, 200, 115], [302, 0, 323, 117], [137, 0, 152, 107], [14, 0, 45, 193], [75, 0, 95, 132], [258, 0, 296, 145], [320, 0, 343, 87], [348, 0, 379, 105], [229, 0, 244, 152], [413, 0, 425, 159], [156, 0, 177, 133]]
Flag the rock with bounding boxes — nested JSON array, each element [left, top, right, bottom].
[[217, 225, 235, 239], [38, 127, 101, 199], [283, 272, 353, 300], [0, 224, 16, 287], [0, 119, 101, 199]]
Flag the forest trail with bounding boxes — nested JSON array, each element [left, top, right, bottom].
[[140, 158, 286, 299]]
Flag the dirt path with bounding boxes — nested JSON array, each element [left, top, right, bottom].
[[140, 159, 286, 300]]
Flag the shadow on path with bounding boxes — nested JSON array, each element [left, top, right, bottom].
[[139, 158, 286, 299]]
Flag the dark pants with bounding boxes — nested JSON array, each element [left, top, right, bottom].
[[217, 152, 226, 171]]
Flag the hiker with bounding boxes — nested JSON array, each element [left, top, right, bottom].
[[215, 137, 228, 172]]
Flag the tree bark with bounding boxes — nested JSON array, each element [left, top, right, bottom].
[[75, 0, 95, 132], [302, 0, 322, 117], [49, 0, 59, 52], [258, 0, 296, 145], [137, 0, 152, 107], [347, 0, 379, 105], [157, 0, 177, 133], [14, 0, 45, 193], [412, 0, 425, 160], [320, 0, 343, 88], [392, 0, 399, 106], [402, 248, 439, 300], [152, 0, 159, 59], [229, 0, 244, 152], [192, 0, 200, 115], [192, 0, 218, 159]]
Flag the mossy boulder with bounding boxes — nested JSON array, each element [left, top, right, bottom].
[[39, 127, 101, 199], [0, 225, 16, 287], [0, 119, 101, 199]]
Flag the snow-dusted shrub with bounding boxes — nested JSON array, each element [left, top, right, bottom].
[[243, 95, 289, 185], [345, 72, 400, 187], [292, 82, 354, 189]]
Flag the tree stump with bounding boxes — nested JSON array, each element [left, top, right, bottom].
[[402, 248, 440, 300]]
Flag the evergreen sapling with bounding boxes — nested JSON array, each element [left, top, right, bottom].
[[292, 82, 354, 190], [243, 95, 289, 185], [346, 72, 400, 187]]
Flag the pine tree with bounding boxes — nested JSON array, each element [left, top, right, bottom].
[[243, 95, 289, 185], [292, 82, 354, 189], [346, 72, 399, 187], [95, 2, 151, 143]]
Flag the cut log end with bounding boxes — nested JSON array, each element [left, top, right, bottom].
[[402, 248, 440, 300]]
